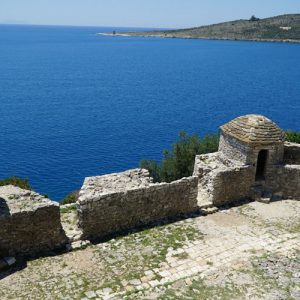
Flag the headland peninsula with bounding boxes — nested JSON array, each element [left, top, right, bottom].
[[98, 14, 300, 43]]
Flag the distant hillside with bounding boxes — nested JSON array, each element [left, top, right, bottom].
[[105, 14, 300, 43]]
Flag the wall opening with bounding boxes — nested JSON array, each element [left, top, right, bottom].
[[255, 150, 268, 181]]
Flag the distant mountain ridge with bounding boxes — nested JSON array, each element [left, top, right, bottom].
[[107, 14, 300, 43]]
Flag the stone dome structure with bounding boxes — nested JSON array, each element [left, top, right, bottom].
[[194, 114, 300, 209], [220, 114, 285, 146]]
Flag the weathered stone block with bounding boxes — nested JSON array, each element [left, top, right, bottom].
[[0, 186, 67, 257]]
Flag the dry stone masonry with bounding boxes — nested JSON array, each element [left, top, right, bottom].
[[193, 114, 300, 207], [0, 114, 299, 260], [193, 153, 255, 207], [284, 142, 300, 164], [0, 185, 67, 258], [77, 169, 198, 240]]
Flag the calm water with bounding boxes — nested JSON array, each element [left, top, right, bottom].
[[0, 25, 299, 200]]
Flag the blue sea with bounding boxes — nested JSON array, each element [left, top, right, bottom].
[[0, 25, 299, 200]]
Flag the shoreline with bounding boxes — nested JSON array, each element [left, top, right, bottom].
[[97, 32, 300, 44]]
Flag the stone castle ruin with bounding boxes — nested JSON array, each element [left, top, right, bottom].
[[194, 114, 300, 207], [0, 114, 299, 261]]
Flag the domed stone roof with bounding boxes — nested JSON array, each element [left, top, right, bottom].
[[220, 114, 285, 145]]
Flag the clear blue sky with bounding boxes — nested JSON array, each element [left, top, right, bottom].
[[1, 0, 299, 28]]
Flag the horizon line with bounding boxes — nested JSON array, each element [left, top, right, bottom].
[[0, 23, 171, 30], [0, 13, 298, 31]]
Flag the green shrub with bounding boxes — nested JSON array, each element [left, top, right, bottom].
[[60, 191, 79, 205], [285, 131, 300, 144], [0, 176, 30, 190], [60, 204, 77, 213], [249, 15, 260, 22], [140, 131, 219, 183], [139, 159, 161, 183]]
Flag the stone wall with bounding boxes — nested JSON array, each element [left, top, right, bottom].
[[0, 186, 67, 258], [265, 165, 300, 200], [284, 142, 300, 164], [264, 144, 285, 165], [77, 169, 198, 241], [219, 133, 251, 164], [219, 132, 284, 166], [193, 153, 219, 205], [193, 153, 255, 207], [211, 165, 255, 206]]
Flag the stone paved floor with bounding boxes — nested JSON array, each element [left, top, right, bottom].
[[0, 200, 299, 300]]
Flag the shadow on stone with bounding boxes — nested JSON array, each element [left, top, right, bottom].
[[217, 197, 255, 211], [0, 197, 10, 217], [0, 258, 27, 280]]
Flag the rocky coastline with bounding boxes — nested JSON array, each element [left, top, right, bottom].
[[97, 32, 300, 44]]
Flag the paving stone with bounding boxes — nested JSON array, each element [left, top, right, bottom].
[[129, 279, 142, 286], [1, 200, 299, 300], [85, 291, 97, 299]]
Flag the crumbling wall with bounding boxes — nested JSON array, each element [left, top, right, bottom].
[[193, 153, 255, 207], [284, 142, 300, 164], [0, 186, 67, 258], [193, 153, 219, 205], [265, 165, 300, 200], [77, 169, 198, 241]]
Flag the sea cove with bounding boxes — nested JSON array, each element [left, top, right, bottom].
[[0, 25, 299, 200]]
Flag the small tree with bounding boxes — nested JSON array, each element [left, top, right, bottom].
[[250, 15, 260, 22], [60, 190, 79, 205]]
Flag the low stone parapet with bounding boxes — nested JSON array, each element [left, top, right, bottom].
[[77, 169, 198, 241], [0, 185, 68, 258], [266, 165, 300, 200], [284, 142, 300, 164]]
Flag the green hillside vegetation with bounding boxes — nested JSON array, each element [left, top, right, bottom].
[[286, 130, 300, 143], [140, 132, 219, 183], [140, 130, 300, 183], [122, 14, 300, 42]]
